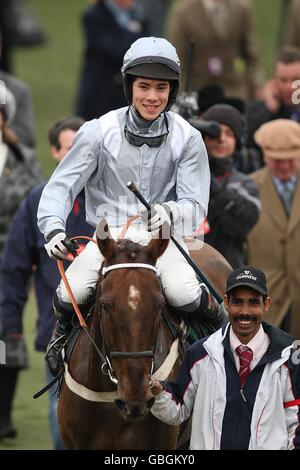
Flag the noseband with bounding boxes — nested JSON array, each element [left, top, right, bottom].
[[100, 262, 160, 385]]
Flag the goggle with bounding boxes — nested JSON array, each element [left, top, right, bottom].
[[124, 111, 169, 148], [124, 128, 169, 147]]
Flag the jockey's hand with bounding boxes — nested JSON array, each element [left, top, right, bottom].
[[150, 378, 164, 396], [142, 204, 172, 234], [45, 230, 79, 260]]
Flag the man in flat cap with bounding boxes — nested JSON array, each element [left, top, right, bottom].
[[150, 265, 300, 450], [247, 119, 300, 338]]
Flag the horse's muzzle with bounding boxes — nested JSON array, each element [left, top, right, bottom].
[[115, 397, 155, 421]]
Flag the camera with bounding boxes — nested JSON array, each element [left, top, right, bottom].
[[188, 119, 221, 139], [172, 92, 221, 139]]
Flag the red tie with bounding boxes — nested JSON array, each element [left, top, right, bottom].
[[236, 345, 253, 389]]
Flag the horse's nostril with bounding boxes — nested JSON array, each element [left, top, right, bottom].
[[115, 399, 126, 411], [147, 397, 155, 409]]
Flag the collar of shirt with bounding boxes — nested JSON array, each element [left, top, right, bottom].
[[126, 107, 169, 138], [230, 325, 270, 371], [202, 0, 230, 33], [272, 174, 298, 196], [202, 0, 228, 13], [104, 0, 141, 33]]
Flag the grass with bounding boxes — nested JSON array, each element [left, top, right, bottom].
[[0, 0, 285, 450]]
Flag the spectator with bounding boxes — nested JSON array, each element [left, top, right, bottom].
[[199, 104, 260, 268], [196, 84, 260, 173], [0, 116, 93, 447], [0, 0, 46, 73], [247, 119, 300, 337], [246, 46, 300, 161], [197, 84, 245, 115], [0, 29, 36, 148], [0, 82, 41, 257], [75, 0, 146, 120], [139, 0, 169, 36], [0, 82, 41, 440], [166, 0, 260, 100], [150, 265, 300, 450]]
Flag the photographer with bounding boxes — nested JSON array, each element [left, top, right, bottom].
[[199, 104, 261, 268]]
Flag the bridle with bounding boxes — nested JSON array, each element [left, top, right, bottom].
[[99, 262, 161, 385]]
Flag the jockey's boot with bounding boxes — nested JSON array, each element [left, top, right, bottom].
[[178, 284, 227, 340], [46, 321, 70, 377], [46, 294, 93, 377], [198, 283, 227, 326], [45, 294, 75, 377]]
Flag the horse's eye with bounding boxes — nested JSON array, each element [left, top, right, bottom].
[[100, 301, 110, 314]]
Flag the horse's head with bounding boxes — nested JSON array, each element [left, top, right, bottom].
[[95, 219, 170, 421]]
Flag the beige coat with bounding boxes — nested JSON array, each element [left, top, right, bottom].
[[247, 167, 300, 339], [166, 0, 260, 100]]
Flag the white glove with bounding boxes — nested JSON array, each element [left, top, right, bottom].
[[44, 231, 78, 260], [142, 204, 172, 234]]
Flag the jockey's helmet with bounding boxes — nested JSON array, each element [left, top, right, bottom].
[[121, 37, 181, 111]]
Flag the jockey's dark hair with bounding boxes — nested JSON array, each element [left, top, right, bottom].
[[276, 46, 300, 65], [48, 116, 85, 150]]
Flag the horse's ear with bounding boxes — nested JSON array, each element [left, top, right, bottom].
[[96, 219, 118, 260], [146, 222, 170, 260]]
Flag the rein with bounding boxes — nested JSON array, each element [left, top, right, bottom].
[[57, 235, 97, 328]]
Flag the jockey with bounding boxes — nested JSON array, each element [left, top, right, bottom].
[[37, 37, 225, 376]]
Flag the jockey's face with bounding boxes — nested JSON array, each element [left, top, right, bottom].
[[204, 123, 236, 159], [224, 287, 271, 344], [132, 78, 170, 121], [264, 155, 299, 181], [51, 129, 77, 163]]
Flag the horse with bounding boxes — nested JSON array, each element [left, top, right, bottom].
[[57, 220, 232, 450]]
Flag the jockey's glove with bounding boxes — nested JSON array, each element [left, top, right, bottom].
[[45, 230, 79, 260], [142, 203, 172, 234]]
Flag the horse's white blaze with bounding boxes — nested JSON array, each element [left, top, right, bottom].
[[128, 285, 141, 310]]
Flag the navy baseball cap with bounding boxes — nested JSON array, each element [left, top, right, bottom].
[[225, 266, 267, 295]]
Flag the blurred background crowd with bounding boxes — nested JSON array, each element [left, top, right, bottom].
[[0, 0, 300, 450]]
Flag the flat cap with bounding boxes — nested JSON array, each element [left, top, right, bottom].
[[254, 119, 300, 159]]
